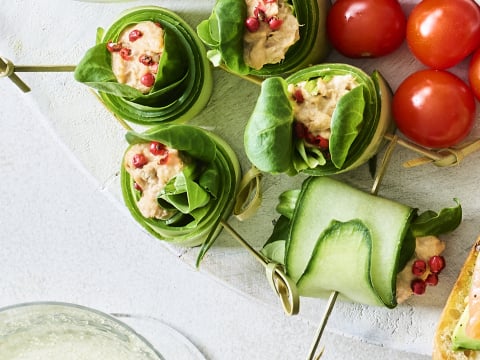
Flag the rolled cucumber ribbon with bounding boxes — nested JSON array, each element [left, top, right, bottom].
[[74, 6, 213, 125], [120, 125, 241, 262], [244, 63, 395, 176], [197, 0, 331, 76]]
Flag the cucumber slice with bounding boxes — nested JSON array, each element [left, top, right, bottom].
[[297, 219, 383, 306], [286, 177, 414, 308]]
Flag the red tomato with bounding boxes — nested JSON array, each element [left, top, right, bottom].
[[406, 0, 480, 70], [326, 0, 406, 58], [392, 70, 476, 149], [469, 48, 480, 101]]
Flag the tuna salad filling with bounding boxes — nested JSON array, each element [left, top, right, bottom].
[[124, 142, 184, 219], [289, 74, 360, 142], [109, 21, 165, 93], [396, 235, 446, 303], [243, 0, 300, 70]]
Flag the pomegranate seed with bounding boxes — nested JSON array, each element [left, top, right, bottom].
[[129, 29, 143, 42], [106, 41, 122, 52], [120, 47, 132, 61], [425, 273, 439, 286], [150, 63, 158, 74], [141, 73, 155, 87], [412, 259, 427, 276], [134, 182, 142, 192], [268, 17, 283, 31], [132, 153, 148, 168], [245, 17, 260, 32], [411, 279, 426, 295], [158, 154, 169, 165], [139, 54, 154, 66], [294, 122, 307, 139], [318, 136, 329, 150], [150, 141, 167, 156], [154, 22, 163, 28], [429, 255, 446, 274], [254, 7, 266, 21], [293, 89, 304, 103]]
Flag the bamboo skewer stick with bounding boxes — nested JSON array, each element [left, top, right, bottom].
[[0, 56, 76, 93]]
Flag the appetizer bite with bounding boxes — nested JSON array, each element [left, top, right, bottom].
[[121, 125, 241, 259], [434, 237, 480, 359], [197, 0, 331, 76], [262, 177, 462, 308], [74, 6, 213, 125], [244, 64, 393, 175]]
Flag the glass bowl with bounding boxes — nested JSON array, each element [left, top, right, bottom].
[[0, 302, 163, 360]]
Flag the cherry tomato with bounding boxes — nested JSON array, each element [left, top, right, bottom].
[[469, 48, 480, 101], [392, 70, 476, 149], [406, 0, 480, 70], [326, 0, 406, 58]]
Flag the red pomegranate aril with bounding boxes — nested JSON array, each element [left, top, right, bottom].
[[139, 54, 154, 66], [429, 255, 446, 274], [158, 154, 169, 165], [411, 279, 426, 295], [141, 73, 155, 87], [268, 17, 283, 31], [150, 63, 158, 74], [245, 17, 260, 32], [129, 29, 143, 42], [134, 182, 142, 192], [316, 136, 329, 150], [293, 89, 304, 103], [412, 259, 427, 276], [294, 122, 307, 139], [132, 153, 148, 169], [150, 141, 167, 156], [120, 47, 132, 61], [425, 273, 439, 286], [254, 7, 266, 21], [106, 41, 122, 52]]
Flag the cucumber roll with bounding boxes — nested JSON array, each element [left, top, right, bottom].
[[262, 177, 462, 308], [74, 6, 213, 125], [197, 0, 331, 76], [244, 63, 394, 176], [121, 125, 241, 257]]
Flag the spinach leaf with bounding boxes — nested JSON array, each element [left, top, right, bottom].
[[159, 170, 211, 214], [198, 0, 249, 74], [410, 199, 462, 237], [275, 189, 300, 219], [293, 138, 327, 172], [329, 85, 366, 168], [125, 125, 217, 163], [244, 77, 294, 174]]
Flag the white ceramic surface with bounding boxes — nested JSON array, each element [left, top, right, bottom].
[[1, 1, 479, 358]]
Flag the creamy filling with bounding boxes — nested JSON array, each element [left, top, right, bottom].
[[111, 21, 164, 93], [396, 235, 446, 303], [288, 74, 359, 140], [124, 143, 184, 219], [243, 0, 300, 70]]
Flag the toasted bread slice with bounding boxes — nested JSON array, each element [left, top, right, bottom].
[[433, 237, 480, 359]]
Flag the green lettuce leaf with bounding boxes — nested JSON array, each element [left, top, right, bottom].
[[329, 85, 366, 168], [244, 77, 294, 174], [410, 199, 462, 237]]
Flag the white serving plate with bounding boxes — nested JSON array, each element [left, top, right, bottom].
[[2, 0, 480, 356]]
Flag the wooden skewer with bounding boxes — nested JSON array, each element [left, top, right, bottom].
[[0, 56, 76, 93]]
